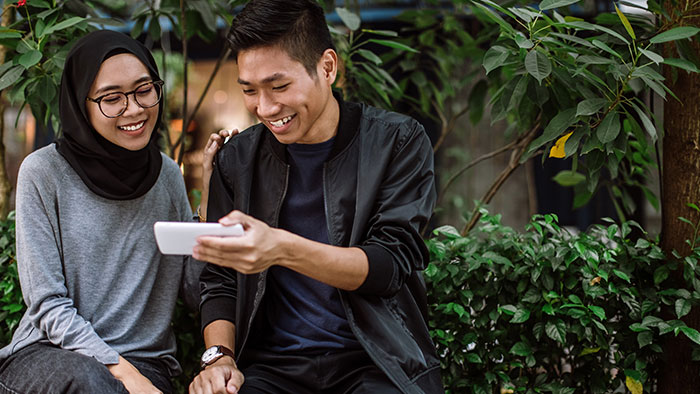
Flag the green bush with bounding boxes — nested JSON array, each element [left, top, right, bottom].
[[425, 209, 700, 393], [0, 212, 22, 347]]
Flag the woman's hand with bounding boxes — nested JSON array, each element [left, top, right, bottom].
[[200, 129, 238, 222], [108, 356, 162, 394]]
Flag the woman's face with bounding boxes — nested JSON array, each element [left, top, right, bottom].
[[86, 53, 159, 151]]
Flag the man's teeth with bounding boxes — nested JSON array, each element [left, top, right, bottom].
[[118, 121, 145, 131], [270, 116, 293, 128]]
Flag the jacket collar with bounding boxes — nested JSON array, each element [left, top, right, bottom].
[[265, 90, 361, 164]]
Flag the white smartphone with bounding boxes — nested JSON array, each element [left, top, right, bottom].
[[153, 221, 244, 255]]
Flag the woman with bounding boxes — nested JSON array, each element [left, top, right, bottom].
[[0, 30, 201, 394]]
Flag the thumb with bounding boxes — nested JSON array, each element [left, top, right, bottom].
[[226, 378, 239, 394]]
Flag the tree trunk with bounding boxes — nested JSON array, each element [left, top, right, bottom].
[[0, 6, 14, 219], [658, 15, 700, 392]]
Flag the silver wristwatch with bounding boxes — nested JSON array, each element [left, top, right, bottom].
[[200, 345, 235, 369]]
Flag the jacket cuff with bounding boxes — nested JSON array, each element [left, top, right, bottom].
[[355, 244, 395, 295], [200, 296, 236, 332]]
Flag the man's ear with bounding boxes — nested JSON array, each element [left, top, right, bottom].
[[318, 49, 338, 85]]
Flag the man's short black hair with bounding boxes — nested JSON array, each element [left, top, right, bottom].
[[227, 0, 335, 77]]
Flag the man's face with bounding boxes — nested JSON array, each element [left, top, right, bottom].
[[237, 45, 338, 144]]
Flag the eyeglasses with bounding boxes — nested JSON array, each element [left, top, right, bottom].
[[86, 80, 164, 118]]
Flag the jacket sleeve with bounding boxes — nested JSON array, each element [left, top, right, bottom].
[[15, 156, 119, 365], [199, 151, 239, 330], [354, 120, 436, 297]]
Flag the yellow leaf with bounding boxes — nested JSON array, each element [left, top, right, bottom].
[[549, 131, 573, 158], [626, 376, 643, 394], [615, 3, 636, 40]]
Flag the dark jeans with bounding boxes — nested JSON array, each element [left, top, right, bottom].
[[237, 348, 401, 394], [0, 343, 174, 394]]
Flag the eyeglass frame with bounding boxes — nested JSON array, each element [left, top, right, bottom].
[[85, 80, 164, 118]]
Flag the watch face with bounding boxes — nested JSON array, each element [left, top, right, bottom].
[[202, 346, 221, 363]]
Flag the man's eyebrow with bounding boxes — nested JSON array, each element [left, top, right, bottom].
[[94, 75, 152, 95], [237, 73, 286, 86]]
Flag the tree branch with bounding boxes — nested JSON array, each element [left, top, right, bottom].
[[460, 118, 540, 236]]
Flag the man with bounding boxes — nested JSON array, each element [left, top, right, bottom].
[[189, 1, 442, 393]]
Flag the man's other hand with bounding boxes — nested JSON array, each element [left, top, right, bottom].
[[189, 356, 244, 394]]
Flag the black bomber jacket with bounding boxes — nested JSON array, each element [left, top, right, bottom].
[[199, 95, 443, 394]]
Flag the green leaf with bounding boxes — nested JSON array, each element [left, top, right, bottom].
[[629, 101, 657, 141], [613, 269, 631, 282], [148, 18, 161, 41], [542, 304, 555, 315], [475, 2, 516, 35], [551, 32, 594, 48], [680, 327, 700, 346], [588, 305, 606, 320], [511, 308, 531, 323], [483, 46, 510, 75], [507, 76, 529, 114], [515, 33, 534, 49], [37, 75, 56, 108], [527, 108, 578, 154], [500, 304, 517, 315], [592, 39, 623, 59], [653, 265, 669, 285], [356, 49, 382, 65], [362, 29, 398, 37], [43, 16, 86, 36], [510, 341, 533, 356], [614, 3, 636, 40], [18, 50, 42, 69], [577, 55, 615, 65], [596, 111, 620, 144], [0, 65, 24, 91], [525, 49, 552, 84], [663, 58, 700, 73], [640, 48, 664, 64], [336, 7, 361, 31], [576, 98, 608, 116], [579, 347, 601, 356], [0, 30, 22, 39], [650, 26, 700, 44], [540, 0, 580, 11], [553, 170, 586, 186], [676, 298, 691, 319], [131, 18, 146, 38], [367, 39, 419, 53], [546, 319, 567, 344], [465, 353, 483, 363], [637, 331, 653, 348]]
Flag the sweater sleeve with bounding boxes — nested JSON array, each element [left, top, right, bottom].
[[15, 154, 119, 365], [164, 157, 205, 312]]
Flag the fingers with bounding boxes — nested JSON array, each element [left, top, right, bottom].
[[227, 368, 244, 394], [189, 367, 232, 394], [219, 210, 253, 227]]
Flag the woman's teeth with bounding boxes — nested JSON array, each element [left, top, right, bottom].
[[270, 115, 293, 128], [118, 121, 145, 131]]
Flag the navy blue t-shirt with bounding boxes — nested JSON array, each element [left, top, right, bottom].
[[263, 137, 361, 354]]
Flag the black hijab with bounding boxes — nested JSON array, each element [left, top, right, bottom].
[[56, 30, 163, 200]]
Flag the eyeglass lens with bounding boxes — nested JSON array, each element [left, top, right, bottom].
[[99, 82, 161, 117]]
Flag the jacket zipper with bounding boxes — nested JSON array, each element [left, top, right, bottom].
[[238, 163, 290, 360]]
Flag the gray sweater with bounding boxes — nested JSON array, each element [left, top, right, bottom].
[[0, 145, 201, 375]]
